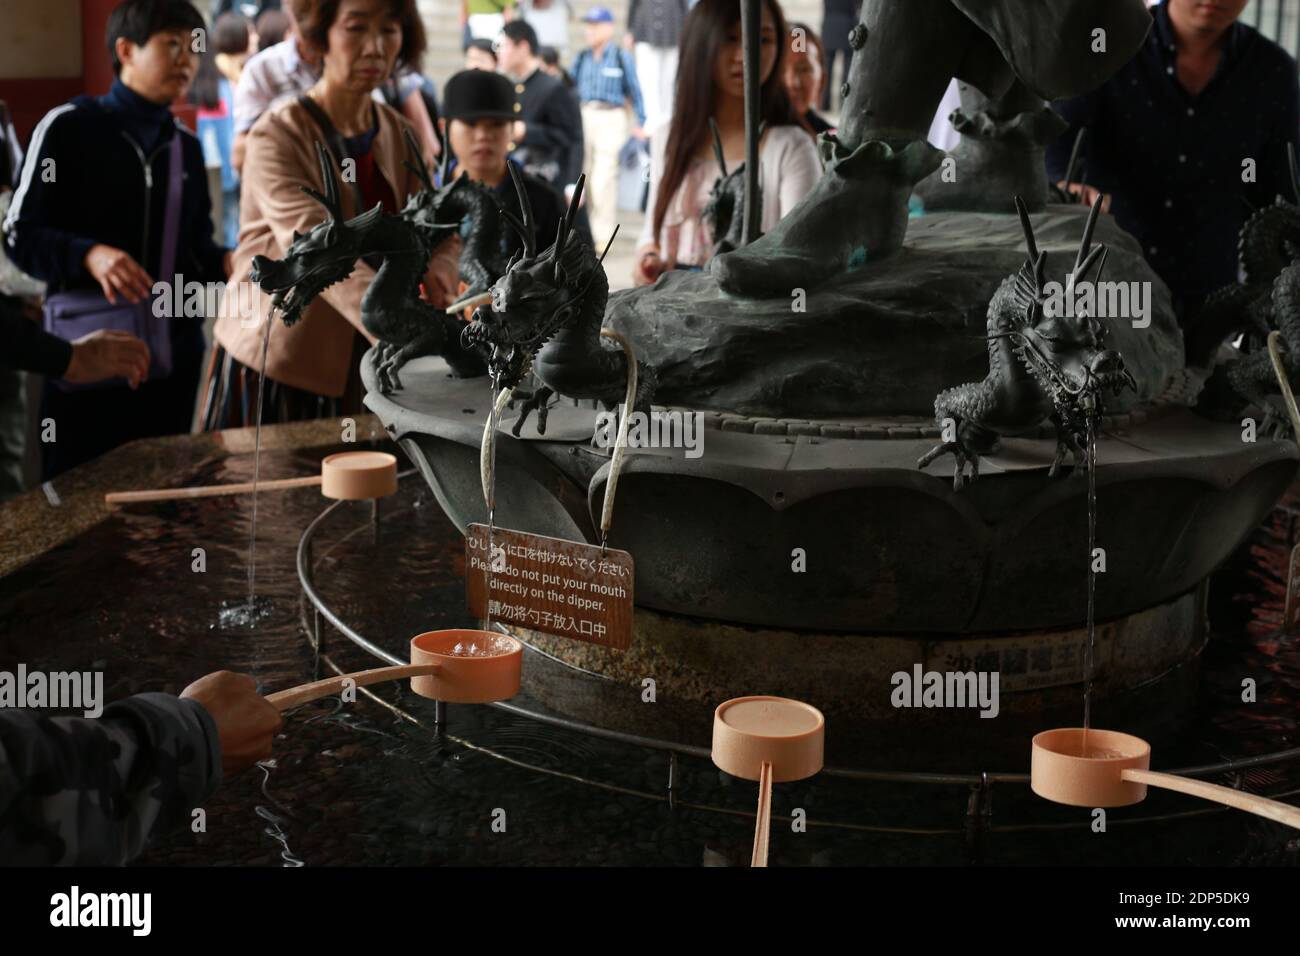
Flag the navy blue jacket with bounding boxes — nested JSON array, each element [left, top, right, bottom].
[[3, 81, 227, 298], [1046, 1, 1300, 314]]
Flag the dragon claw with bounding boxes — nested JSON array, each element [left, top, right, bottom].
[[918, 440, 979, 491], [509, 386, 554, 437]]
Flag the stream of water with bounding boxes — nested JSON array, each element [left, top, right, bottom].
[[1082, 416, 1098, 750], [217, 313, 275, 629]]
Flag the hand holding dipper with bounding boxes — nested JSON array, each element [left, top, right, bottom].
[[181, 632, 523, 777], [181, 671, 283, 778]]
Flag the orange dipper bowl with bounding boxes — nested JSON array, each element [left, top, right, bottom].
[[264, 629, 522, 711], [711, 695, 825, 867], [409, 629, 523, 704], [320, 451, 398, 500], [1030, 727, 1300, 828], [1031, 728, 1150, 808], [712, 696, 825, 782]]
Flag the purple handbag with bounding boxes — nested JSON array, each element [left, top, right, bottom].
[[43, 132, 183, 390]]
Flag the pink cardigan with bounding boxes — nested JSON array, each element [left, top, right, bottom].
[[637, 123, 821, 268]]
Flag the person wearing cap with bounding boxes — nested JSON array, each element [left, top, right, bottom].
[[572, 6, 646, 249], [440, 69, 565, 267]]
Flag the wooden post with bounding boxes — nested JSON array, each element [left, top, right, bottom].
[[740, 0, 762, 246]]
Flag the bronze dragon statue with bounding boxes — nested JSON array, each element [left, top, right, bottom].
[[699, 118, 758, 258], [462, 167, 657, 437], [249, 132, 519, 392], [1192, 147, 1300, 435], [918, 198, 1135, 490]]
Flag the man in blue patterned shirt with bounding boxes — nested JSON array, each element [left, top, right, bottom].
[[572, 6, 647, 248]]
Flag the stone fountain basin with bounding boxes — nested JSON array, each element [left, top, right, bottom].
[[364, 353, 1298, 634]]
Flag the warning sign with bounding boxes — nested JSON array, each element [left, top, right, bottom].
[[465, 524, 634, 649]]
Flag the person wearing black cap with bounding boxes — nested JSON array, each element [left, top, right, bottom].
[[440, 69, 566, 264]]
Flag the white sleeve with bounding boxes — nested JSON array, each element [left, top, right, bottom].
[[234, 60, 271, 134], [638, 123, 670, 251], [776, 127, 822, 218]]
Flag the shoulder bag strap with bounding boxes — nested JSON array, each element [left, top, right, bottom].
[[159, 130, 183, 283], [296, 93, 368, 214]]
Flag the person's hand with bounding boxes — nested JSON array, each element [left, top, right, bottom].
[[180, 671, 283, 779], [84, 244, 154, 305], [622, 33, 635, 51], [630, 125, 648, 141], [634, 248, 666, 286], [1058, 181, 1111, 213], [512, 120, 527, 142], [63, 329, 151, 388]]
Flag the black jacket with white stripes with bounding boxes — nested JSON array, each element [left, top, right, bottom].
[[3, 80, 227, 298]]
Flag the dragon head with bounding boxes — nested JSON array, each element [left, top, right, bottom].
[[700, 117, 753, 257], [462, 167, 598, 388], [249, 141, 383, 326], [1238, 142, 1300, 284], [397, 127, 468, 246], [999, 196, 1135, 423]]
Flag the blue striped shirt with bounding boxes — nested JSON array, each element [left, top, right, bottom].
[[572, 43, 646, 126]]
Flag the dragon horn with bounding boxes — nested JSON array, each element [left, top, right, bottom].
[[507, 161, 536, 259], [500, 207, 529, 249], [570, 224, 621, 302], [1062, 128, 1086, 198], [1073, 194, 1103, 278], [402, 127, 435, 194], [1015, 196, 1040, 269], [1073, 244, 1106, 288], [437, 124, 450, 186], [551, 174, 586, 277], [1289, 141, 1299, 205], [299, 141, 344, 221], [709, 117, 727, 176], [1094, 246, 1109, 286]]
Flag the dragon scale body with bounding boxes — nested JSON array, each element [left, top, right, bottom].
[[918, 198, 1133, 490]]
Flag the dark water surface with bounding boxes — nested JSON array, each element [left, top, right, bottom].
[[1, 441, 1297, 866]]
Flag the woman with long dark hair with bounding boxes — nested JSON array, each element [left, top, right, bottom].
[[633, 0, 819, 284]]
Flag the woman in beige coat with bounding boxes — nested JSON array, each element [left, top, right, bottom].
[[203, 0, 458, 427]]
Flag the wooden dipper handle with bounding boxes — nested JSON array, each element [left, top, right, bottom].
[[105, 475, 323, 506], [751, 760, 773, 868], [1122, 769, 1300, 830], [266, 663, 443, 712]]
